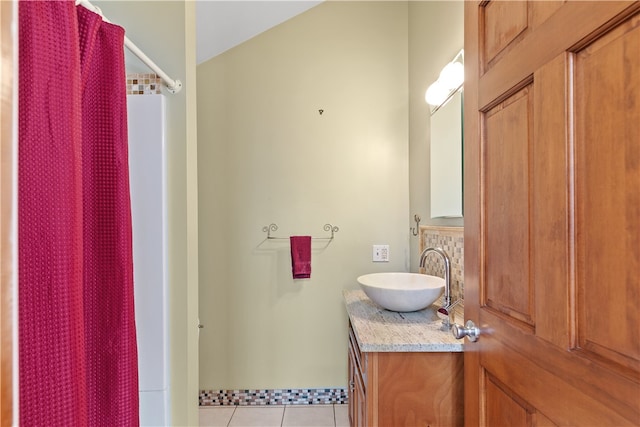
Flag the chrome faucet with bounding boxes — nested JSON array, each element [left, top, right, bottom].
[[419, 247, 455, 327]]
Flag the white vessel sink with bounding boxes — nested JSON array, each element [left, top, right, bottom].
[[357, 272, 445, 312]]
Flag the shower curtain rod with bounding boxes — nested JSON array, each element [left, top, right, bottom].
[[75, 0, 183, 94]]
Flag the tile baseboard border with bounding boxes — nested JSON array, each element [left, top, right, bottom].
[[199, 388, 348, 406]]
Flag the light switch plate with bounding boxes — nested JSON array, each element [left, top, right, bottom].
[[372, 245, 390, 262]]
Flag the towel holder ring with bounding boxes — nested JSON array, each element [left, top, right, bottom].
[[262, 223, 339, 241]]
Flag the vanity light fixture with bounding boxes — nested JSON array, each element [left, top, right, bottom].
[[425, 49, 464, 112]]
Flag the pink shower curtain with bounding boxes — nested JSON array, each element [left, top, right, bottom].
[[19, 1, 138, 425]]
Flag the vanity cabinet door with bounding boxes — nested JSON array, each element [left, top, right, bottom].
[[354, 368, 365, 427], [376, 352, 463, 426], [348, 323, 367, 427], [348, 348, 366, 427], [347, 341, 357, 426]]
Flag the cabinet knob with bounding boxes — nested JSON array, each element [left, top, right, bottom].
[[451, 320, 480, 342]]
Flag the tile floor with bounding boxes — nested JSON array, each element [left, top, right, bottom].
[[199, 404, 349, 427]]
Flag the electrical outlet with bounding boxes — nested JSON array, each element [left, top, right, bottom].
[[372, 245, 390, 262]]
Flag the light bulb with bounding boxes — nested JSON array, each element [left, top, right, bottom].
[[438, 61, 464, 90], [425, 82, 448, 106]]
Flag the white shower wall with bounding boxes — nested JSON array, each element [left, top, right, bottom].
[[127, 94, 169, 426]]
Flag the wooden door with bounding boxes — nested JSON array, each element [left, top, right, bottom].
[[464, 1, 640, 425]]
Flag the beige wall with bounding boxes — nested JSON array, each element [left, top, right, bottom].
[[93, 1, 199, 424], [197, 1, 410, 389], [408, 1, 464, 272]]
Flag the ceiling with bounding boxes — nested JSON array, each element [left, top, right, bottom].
[[195, 1, 324, 64]]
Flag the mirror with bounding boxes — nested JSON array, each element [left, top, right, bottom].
[[430, 90, 463, 218]]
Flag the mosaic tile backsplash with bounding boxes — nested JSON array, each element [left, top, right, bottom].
[[199, 388, 347, 406], [419, 226, 464, 303], [126, 73, 161, 95]]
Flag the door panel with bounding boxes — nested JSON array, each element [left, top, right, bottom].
[[484, 1, 571, 69], [484, 87, 533, 326], [465, 1, 640, 426], [575, 15, 640, 373], [485, 374, 533, 427], [483, 1, 528, 65]]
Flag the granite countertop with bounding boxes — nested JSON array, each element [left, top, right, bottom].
[[344, 290, 464, 353]]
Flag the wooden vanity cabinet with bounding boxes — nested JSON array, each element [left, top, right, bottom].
[[348, 321, 464, 427]]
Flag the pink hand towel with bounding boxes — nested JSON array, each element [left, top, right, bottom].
[[290, 236, 312, 279]]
